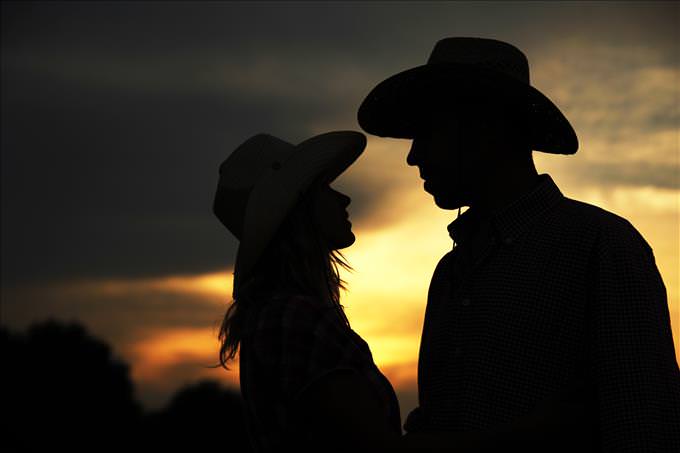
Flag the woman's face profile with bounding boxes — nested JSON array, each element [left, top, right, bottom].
[[311, 184, 355, 250]]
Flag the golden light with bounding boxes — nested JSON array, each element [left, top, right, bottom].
[[69, 271, 233, 301], [46, 141, 678, 406]]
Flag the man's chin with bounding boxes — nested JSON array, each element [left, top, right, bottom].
[[425, 182, 466, 210], [432, 193, 465, 210]]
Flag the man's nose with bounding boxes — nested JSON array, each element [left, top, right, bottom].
[[407, 139, 420, 167]]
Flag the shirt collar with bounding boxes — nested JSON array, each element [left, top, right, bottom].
[[447, 173, 565, 246]]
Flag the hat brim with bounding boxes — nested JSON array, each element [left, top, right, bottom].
[[358, 63, 578, 155], [233, 131, 365, 295]]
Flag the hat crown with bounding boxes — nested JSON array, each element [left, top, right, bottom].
[[214, 134, 296, 239], [218, 134, 296, 191], [427, 37, 530, 85]]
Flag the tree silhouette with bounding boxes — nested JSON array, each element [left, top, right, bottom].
[[2, 319, 143, 452], [2, 319, 254, 452], [140, 379, 253, 451]]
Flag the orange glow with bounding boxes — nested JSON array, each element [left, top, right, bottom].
[[36, 148, 677, 408], [129, 326, 239, 388], [101, 179, 679, 396], [64, 271, 234, 301]]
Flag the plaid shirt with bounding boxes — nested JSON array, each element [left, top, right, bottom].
[[406, 173, 680, 452], [239, 293, 401, 451]]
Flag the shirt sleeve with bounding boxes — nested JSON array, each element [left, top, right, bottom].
[[591, 219, 680, 452], [251, 296, 365, 405]]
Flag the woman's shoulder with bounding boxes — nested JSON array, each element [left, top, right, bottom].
[[248, 292, 344, 336], [244, 293, 365, 374]]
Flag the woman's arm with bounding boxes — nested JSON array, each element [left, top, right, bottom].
[[295, 369, 482, 452], [294, 369, 403, 451]]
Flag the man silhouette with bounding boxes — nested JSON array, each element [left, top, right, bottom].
[[358, 37, 680, 452]]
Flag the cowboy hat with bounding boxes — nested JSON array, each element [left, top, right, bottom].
[[357, 37, 578, 154], [213, 131, 365, 298]]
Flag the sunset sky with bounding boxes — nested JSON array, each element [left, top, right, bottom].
[[2, 1, 678, 422]]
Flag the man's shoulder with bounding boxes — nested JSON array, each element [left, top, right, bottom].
[[558, 197, 652, 253], [559, 196, 625, 224]]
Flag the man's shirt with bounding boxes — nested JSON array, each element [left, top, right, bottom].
[[406, 173, 680, 452]]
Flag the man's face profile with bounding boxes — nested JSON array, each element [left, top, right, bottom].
[[407, 107, 488, 210]]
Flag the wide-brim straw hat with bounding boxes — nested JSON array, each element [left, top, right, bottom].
[[358, 37, 578, 154], [213, 131, 365, 298]]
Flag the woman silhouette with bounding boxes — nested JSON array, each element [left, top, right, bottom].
[[213, 131, 404, 450], [212, 131, 592, 452]]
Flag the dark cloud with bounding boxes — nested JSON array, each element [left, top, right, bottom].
[[2, 71, 227, 286], [2, 1, 677, 290], [568, 160, 680, 190], [0, 62, 370, 287], [3, 2, 675, 63]]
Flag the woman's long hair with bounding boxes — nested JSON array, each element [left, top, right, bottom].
[[215, 182, 352, 370]]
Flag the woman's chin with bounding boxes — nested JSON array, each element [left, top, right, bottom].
[[336, 232, 356, 250]]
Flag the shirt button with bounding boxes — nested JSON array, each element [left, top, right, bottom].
[[461, 298, 471, 306]]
